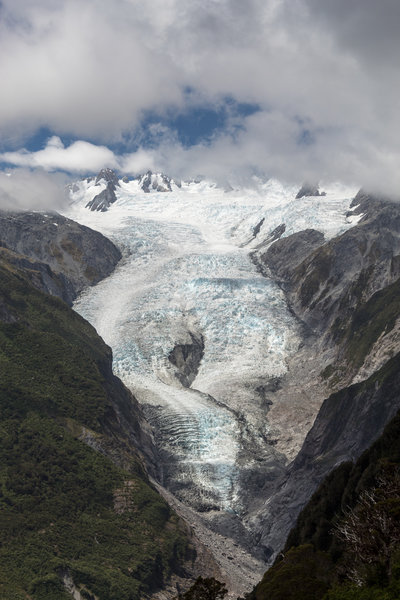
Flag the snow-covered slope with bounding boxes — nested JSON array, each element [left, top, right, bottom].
[[64, 172, 360, 590]]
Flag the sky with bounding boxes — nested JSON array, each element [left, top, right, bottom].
[[0, 0, 400, 206]]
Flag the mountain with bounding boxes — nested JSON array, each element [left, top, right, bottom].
[[70, 169, 181, 212], [248, 401, 400, 599], [2, 169, 399, 599], [0, 217, 219, 600], [0, 210, 122, 304], [65, 172, 379, 594], [248, 191, 400, 560]]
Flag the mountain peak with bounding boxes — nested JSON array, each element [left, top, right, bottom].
[[137, 171, 174, 193], [295, 181, 326, 199], [95, 168, 119, 187]]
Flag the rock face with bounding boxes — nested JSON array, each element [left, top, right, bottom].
[[251, 192, 400, 562], [137, 170, 175, 193], [260, 193, 400, 380], [0, 246, 75, 304], [255, 351, 400, 560], [251, 376, 400, 600], [255, 229, 325, 281], [295, 182, 326, 199], [168, 333, 205, 388], [0, 210, 121, 304], [86, 168, 120, 212], [86, 184, 118, 212]]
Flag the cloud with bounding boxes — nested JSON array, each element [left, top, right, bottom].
[[0, 168, 69, 211], [0, 0, 399, 191], [1, 137, 117, 173]]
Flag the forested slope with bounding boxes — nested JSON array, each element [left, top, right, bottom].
[[0, 250, 194, 599]]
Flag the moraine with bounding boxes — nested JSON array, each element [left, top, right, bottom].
[[64, 173, 359, 590]]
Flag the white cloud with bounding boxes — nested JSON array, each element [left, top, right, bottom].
[[0, 0, 399, 191], [0, 168, 69, 211], [0, 137, 117, 173]]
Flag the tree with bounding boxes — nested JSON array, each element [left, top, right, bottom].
[[334, 468, 400, 586], [176, 577, 228, 600]]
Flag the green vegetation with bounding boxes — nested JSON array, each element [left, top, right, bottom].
[[334, 277, 400, 370], [252, 545, 334, 600], [175, 577, 228, 600], [249, 406, 400, 600], [0, 257, 191, 599]]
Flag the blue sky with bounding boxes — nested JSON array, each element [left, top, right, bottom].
[[0, 0, 400, 193]]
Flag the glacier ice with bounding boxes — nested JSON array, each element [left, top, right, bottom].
[[66, 177, 360, 512]]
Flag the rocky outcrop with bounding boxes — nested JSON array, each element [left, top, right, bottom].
[[295, 182, 326, 199], [0, 210, 121, 304], [95, 168, 120, 187], [253, 349, 400, 563], [86, 168, 120, 211], [86, 184, 117, 212], [259, 194, 400, 381], [137, 171, 180, 193], [0, 246, 75, 305], [255, 229, 325, 281], [168, 333, 205, 387]]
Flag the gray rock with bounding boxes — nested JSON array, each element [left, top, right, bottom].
[[250, 193, 400, 561], [295, 182, 326, 199], [258, 229, 325, 281], [138, 171, 173, 193], [95, 168, 120, 187], [0, 210, 121, 304], [86, 168, 120, 212], [86, 184, 117, 212], [255, 350, 400, 562], [168, 332, 205, 388]]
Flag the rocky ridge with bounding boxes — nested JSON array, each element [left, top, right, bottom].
[[0, 209, 121, 304], [82, 169, 180, 212], [249, 191, 400, 563]]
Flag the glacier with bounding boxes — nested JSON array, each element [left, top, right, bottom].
[[64, 175, 360, 587]]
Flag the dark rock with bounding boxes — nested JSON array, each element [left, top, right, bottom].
[[251, 194, 400, 564], [86, 168, 120, 212], [138, 171, 173, 193], [259, 229, 325, 282], [253, 218, 265, 238], [95, 168, 120, 187], [86, 184, 117, 212], [256, 350, 400, 562], [0, 210, 121, 304], [0, 246, 76, 305], [267, 223, 286, 244], [256, 195, 400, 340], [295, 182, 325, 199], [168, 333, 205, 387]]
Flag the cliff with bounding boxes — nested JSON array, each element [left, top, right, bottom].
[[0, 210, 122, 304]]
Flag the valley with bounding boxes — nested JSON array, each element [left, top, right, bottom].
[[65, 174, 360, 594]]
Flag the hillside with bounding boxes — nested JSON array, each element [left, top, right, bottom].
[[249, 397, 400, 599], [0, 210, 122, 305], [250, 192, 400, 560], [0, 248, 196, 599]]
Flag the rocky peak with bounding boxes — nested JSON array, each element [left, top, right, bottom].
[[95, 168, 120, 187], [87, 169, 120, 212], [295, 182, 326, 199], [137, 170, 175, 193]]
